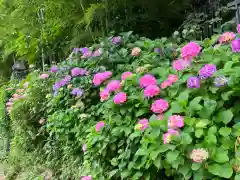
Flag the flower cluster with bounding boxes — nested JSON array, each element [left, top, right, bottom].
[[50, 65, 57, 73], [190, 148, 209, 163], [151, 99, 169, 114], [232, 39, 240, 52], [6, 89, 25, 113], [163, 129, 179, 144], [199, 64, 217, 79], [112, 36, 121, 44], [93, 71, 112, 86], [106, 80, 121, 92], [132, 47, 141, 56], [168, 115, 184, 129], [144, 85, 160, 98], [219, 32, 235, 44], [121, 72, 133, 81], [81, 176, 92, 180], [53, 75, 72, 96], [172, 59, 191, 71], [214, 76, 228, 87], [96, 121, 104, 132], [187, 77, 200, 88], [181, 42, 201, 60], [160, 74, 178, 89], [139, 74, 157, 88], [71, 88, 83, 96], [113, 92, 127, 104], [100, 89, 110, 102], [135, 119, 149, 131], [40, 74, 49, 79], [71, 67, 88, 77]]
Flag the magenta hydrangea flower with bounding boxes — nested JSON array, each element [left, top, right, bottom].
[[71, 67, 88, 77], [163, 129, 179, 144], [160, 80, 172, 89], [219, 32, 235, 44], [40, 74, 49, 79], [96, 121, 104, 132], [151, 99, 169, 114], [139, 74, 157, 88], [136, 119, 149, 131], [50, 65, 57, 73], [112, 36, 121, 44], [168, 74, 178, 83], [199, 64, 217, 79], [232, 39, 240, 52], [100, 89, 110, 102], [121, 72, 133, 81], [181, 42, 201, 60], [113, 92, 127, 104], [168, 115, 184, 129], [81, 176, 92, 180], [238, 24, 240, 33], [144, 85, 160, 98], [92, 71, 112, 86], [172, 59, 191, 71], [106, 80, 121, 92], [187, 77, 200, 88]]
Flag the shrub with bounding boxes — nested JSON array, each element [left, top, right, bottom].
[[4, 30, 240, 179]]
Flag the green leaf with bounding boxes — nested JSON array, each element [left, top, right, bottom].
[[181, 133, 192, 145], [171, 102, 184, 113], [219, 127, 232, 137], [189, 96, 203, 111], [195, 129, 203, 138], [213, 149, 229, 163], [235, 174, 240, 180], [193, 169, 203, 180], [195, 119, 210, 128], [166, 150, 180, 163], [191, 163, 201, 171], [177, 91, 189, 106], [108, 169, 118, 178], [179, 164, 191, 177], [136, 108, 148, 117], [153, 156, 162, 169], [208, 163, 233, 178], [135, 148, 149, 156], [216, 110, 233, 124]]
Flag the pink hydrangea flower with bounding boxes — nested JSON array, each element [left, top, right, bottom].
[[96, 121, 104, 132], [163, 129, 179, 144], [157, 114, 164, 120], [181, 42, 201, 60], [121, 72, 133, 81], [39, 118, 45, 125], [106, 80, 121, 92], [144, 85, 160, 98], [82, 144, 87, 152], [219, 32, 235, 44], [136, 119, 149, 131], [113, 92, 127, 104], [23, 82, 29, 88], [6, 102, 12, 106], [12, 94, 20, 98], [190, 148, 209, 163], [139, 74, 157, 88], [100, 89, 110, 102], [168, 74, 178, 83], [40, 74, 49, 79], [92, 71, 112, 86], [172, 59, 191, 71], [151, 99, 169, 113], [160, 80, 172, 89], [81, 176, 92, 180], [168, 115, 184, 129], [131, 47, 141, 56]]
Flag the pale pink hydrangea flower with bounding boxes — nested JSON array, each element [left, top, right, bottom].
[[96, 121, 105, 132], [16, 89, 24, 93], [219, 32, 235, 44], [168, 115, 184, 129], [190, 148, 209, 163], [168, 74, 178, 83], [135, 119, 149, 131], [121, 71, 133, 81], [151, 99, 169, 113], [92, 71, 112, 86], [172, 59, 191, 71], [23, 82, 29, 88], [144, 85, 160, 98], [157, 114, 164, 120], [160, 80, 172, 89], [131, 47, 141, 56], [81, 176, 92, 180], [100, 89, 110, 102], [12, 94, 21, 98], [40, 74, 49, 79], [82, 144, 87, 152], [106, 80, 121, 92], [6, 87, 14, 91], [39, 118, 45, 125], [181, 42, 201, 60], [139, 74, 157, 88], [113, 92, 127, 104], [163, 129, 179, 144]]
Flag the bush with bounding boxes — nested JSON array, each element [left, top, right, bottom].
[[4, 30, 240, 179]]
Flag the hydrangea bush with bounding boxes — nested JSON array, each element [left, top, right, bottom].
[[4, 29, 240, 179]]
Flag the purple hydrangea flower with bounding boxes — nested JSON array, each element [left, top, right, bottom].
[[72, 88, 83, 96], [80, 47, 89, 54], [237, 24, 240, 33], [214, 76, 228, 87], [199, 64, 217, 79], [53, 75, 72, 91], [154, 48, 161, 53], [50, 65, 57, 73], [82, 51, 92, 58], [92, 49, 103, 57], [73, 48, 81, 53], [71, 67, 89, 77], [187, 77, 200, 88], [232, 39, 240, 52], [112, 36, 121, 44]]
